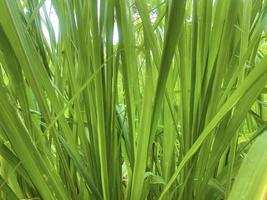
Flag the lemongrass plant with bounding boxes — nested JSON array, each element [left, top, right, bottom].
[[0, 0, 267, 199]]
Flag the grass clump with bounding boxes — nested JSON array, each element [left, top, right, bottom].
[[0, 0, 267, 199]]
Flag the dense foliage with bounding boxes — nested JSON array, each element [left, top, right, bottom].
[[0, 0, 267, 199]]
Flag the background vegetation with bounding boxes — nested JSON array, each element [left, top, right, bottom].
[[0, 0, 267, 199]]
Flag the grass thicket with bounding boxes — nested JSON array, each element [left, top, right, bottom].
[[0, 0, 267, 199]]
